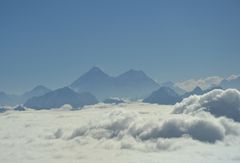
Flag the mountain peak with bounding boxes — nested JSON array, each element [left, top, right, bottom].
[[143, 86, 181, 105], [22, 85, 51, 100], [49, 87, 82, 97], [70, 68, 159, 100], [55, 87, 73, 93], [32, 85, 50, 91], [83, 67, 110, 78], [125, 69, 145, 75], [88, 66, 104, 73], [117, 69, 148, 80], [193, 86, 203, 92], [70, 67, 111, 89], [24, 87, 98, 109]]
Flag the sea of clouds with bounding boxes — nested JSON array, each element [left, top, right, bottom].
[[0, 89, 240, 163]]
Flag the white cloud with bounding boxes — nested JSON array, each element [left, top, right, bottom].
[[1, 102, 240, 162], [227, 74, 239, 81], [175, 76, 224, 91], [173, 89, 240, 122], [68, 109, 239, 153]]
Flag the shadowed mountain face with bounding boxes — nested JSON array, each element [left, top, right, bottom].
[[143, 87, 182, 105], [24, 87, 98, 109], [70, 67, 160, 100]]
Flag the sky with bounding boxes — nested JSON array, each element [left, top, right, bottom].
[[1, 0, 240, 94]]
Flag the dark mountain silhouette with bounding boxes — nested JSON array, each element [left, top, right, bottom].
[[24, 87, 98, 109], [143, 87, 182, 105], [70, 67, 160, 100]]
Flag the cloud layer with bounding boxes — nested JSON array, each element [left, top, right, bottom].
[[68, 109, 240, 152], [1, 100, 240, 162], [66, 89, 240, 153], [173, 89, 240, 122]]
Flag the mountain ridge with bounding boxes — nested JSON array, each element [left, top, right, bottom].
[[24, 87, 98, 109], [70, 67, 160, 100]]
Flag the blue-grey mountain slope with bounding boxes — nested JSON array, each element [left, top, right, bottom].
[[0, 85, 51, 106], [24, 87, 98, 109], [70, 67, 115, 100], [143, 87, 182, 105], [115, 69, 159, 99], [22, 85, 51, 101], [70, 67, 160, 100]]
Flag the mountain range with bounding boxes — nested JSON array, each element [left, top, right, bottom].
[[24, 87, 98, 109], [0, 85, 51, 106], [143, 86, 223, 105], [0, 67, 239, 108], [70, 67, 160, 100]]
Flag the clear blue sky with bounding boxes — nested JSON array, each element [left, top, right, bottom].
[[1, 0, 240, 94]]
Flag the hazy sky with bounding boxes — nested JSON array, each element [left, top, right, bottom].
[[1, 0, 240, 94]]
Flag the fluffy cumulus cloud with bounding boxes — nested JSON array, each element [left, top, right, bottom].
[[1, 100, 240, 162], [173, 89, 240, 122], [68, 109, 240, 152], [65, 89, 240, 154], [176, 76, 224, 91]]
